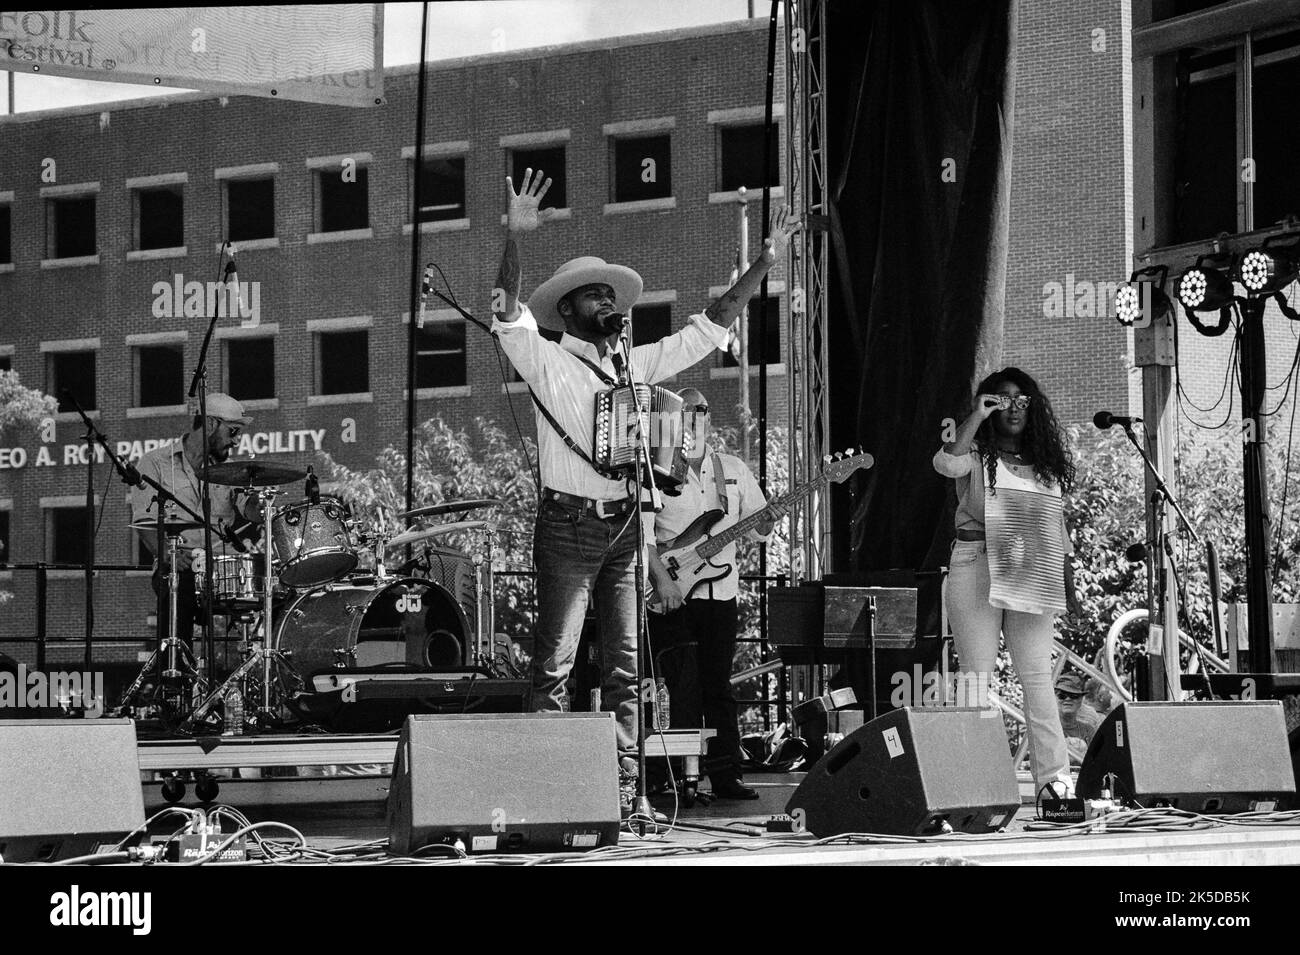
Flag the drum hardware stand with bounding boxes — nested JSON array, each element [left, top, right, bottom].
[[79, 415, 216, 720], [183, 485, 303, 732], [118, 515, 201, 719], [469, 523, 498, 667]]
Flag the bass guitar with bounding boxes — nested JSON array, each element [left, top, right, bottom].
[[648, 449, 873, 612]]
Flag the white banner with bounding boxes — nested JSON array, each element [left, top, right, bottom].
[[1, 6, 385, 107]]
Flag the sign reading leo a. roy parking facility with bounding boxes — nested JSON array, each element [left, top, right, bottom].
[[0, 427, 339, 471]]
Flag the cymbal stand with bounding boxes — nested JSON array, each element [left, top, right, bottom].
[[185, 486, 302, 732], [117, 513, 198, 716]]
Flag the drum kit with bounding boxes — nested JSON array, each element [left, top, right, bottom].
[[116, 459, 505, 735]]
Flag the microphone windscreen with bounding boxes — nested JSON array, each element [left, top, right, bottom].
[[1093, 410, 1113, 429]]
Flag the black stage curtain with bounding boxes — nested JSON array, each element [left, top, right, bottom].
[[825, 0, 1017, 573]]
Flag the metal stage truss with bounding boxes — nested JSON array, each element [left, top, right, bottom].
[[785, 0, 831, 583]]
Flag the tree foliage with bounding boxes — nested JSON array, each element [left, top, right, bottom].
[[0, 370, 58, 436], [317, 416, 540, 642]]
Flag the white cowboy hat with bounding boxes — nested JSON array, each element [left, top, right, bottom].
[[527, 256, 643, 332]]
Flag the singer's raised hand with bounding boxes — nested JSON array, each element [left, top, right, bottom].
[[762, 205, 800, 263], [506, 168, 553, 233]]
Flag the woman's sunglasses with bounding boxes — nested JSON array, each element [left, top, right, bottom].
[[996, 395, 1032, 412]]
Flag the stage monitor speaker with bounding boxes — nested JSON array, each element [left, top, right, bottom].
[[387, 712, 620, 854], [1291, 724, 1300, 796], [0, 718, 145, 863], [785, 707, 1020, 836], [1077, 701, 1296, 812]]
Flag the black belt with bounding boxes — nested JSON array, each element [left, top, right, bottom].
[[956, 529, 986, 542], [542, 488, 637, 520]]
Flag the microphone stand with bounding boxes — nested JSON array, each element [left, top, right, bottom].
[[65, 398, 222, 714], [1116, 423, 1218, 698], [187, 244, 232, 696], [78, 399, 95, 672], [614, 314, 662, 832]]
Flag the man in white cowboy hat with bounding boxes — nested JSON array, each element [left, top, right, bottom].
[[129, 392, 260, 645], [491, 168, 797, 813]]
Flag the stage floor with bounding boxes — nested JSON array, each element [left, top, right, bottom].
[[138, 770, 1300, 866]]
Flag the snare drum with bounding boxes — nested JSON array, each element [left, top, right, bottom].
[[271, 497, 358, 588], [194, 554, 267, 611]]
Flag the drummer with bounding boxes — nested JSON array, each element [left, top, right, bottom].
[[128, 393, 263, 644]]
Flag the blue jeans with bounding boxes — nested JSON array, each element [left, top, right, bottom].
[[532, 497, 640, 760]]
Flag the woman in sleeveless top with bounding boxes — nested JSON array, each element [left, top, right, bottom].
[[933, 367, 1079, 797]]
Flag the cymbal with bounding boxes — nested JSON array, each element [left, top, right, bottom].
[[387, 520, 498, 549], [129, 517, 205, 533], [395, 498, 501, 520], [205, 460, 308, 487]]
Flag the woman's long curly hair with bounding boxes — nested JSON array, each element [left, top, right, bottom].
[[973, 367, 1075, 494]]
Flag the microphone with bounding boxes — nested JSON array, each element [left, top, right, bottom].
[[417, 264, 434, 328], [600, 311, 628, 334], [1093, 410, 1143, 430], [305, 465, 320, 506], [224, 243, 243, 318]]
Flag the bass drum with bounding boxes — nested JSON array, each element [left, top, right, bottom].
[[273, 578, 470, 731], [275, 577, 469, 676]]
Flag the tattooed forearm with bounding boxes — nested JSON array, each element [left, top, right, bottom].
[[493, 234, 522, 322], [705, 254, 774, 325]]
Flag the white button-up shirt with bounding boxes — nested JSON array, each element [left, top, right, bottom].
[[651, 452, 768, 602], [492, 305, 729, 501]]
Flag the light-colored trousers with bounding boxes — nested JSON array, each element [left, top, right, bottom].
[[946, 539, 1071, 791]]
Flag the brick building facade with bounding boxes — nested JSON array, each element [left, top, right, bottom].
[[0, 19, 796, 669]]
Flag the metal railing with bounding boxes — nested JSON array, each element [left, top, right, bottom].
[[3, 562, 798, 729]]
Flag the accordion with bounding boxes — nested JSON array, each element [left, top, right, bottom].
[[593, 385, 691, 491]]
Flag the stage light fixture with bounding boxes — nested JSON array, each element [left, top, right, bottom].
[[1177, 267, 1233, 310], [1177, 253, 1237, 336], [1115, 266, 1171, 327], [1237, 234, 1300, 295]]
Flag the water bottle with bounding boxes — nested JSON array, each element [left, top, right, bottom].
[[224, 690, 245, 737], [654, 677, 671, 733]]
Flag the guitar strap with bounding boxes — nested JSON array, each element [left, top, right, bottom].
[[709, 452, 732, 515], [525, 351, 620, 480]]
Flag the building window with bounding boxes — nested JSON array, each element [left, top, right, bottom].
[[413, 157, 466, 222], [49, 508, 89, 566], [227, 178, 276, 241], [510, 147, 567, 209], [612, 135, 672, 203], [1172, 48, 1237, 243], [136, 185, 184, 250], [0, 355, 10, 373], [0, 510, 10, 565], [720, 297, 780, 367], [630, 303, 672, 346], [319, 166, 369, 232], [416, 322, 467, 388], [136, 343, 185, 408], [1251, 32, 1300, 230], [718, 123, 780, 192], [0, 204, 10, 264], [46, 195, 96, 258], [318, 330, 369, 395], [49, 350, 96, 412], [226, 337, 275, 401]]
